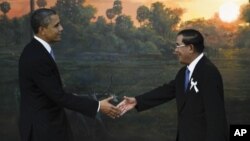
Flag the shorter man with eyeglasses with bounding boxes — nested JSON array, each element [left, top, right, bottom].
[[117, 29, 229, 141]]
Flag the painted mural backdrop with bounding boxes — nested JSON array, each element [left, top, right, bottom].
[[0, 0, 250, 141]]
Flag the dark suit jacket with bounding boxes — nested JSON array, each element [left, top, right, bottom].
[[135, 56, 228, 141], [18, 38, 99, 141]]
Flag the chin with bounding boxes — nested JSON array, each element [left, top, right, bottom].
[[50, 39, 60, 43], [179, 62, 185, 65], [179, 60, 187, 65], [55, 38, 61, 41]]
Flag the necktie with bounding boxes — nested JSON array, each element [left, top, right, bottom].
[[184, 68, 190, 91], [50, 49, 55, 60]]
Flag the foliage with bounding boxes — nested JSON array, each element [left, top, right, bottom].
[[106, 8, 115, 23], [137, 5, 150, 26], [148, 2, 182, 39], [234, 3, 250, 48], [0, 13, 30, 52], [234, 27, 250, 48], [241, 4, 250, 23], [180, 16, 240, 49], [113, 0, 122, 15], [54, 0, 96, 26], [0, 1, 185, 59], [36, 0, 47, 8], [105, 0, 122, 24], [0, 1, 11, 15], [115, 15, 133, 38]]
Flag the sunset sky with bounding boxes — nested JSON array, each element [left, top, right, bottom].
[[2, 0, 249, 22]]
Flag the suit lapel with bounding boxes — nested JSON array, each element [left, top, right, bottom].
[[186, 56, 206, 94], [177, 56, 207, 111], [32, 38, 63, 86]]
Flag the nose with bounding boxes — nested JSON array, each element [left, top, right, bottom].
[[173, 47, 178, 55], [59, 24, 63, 32]]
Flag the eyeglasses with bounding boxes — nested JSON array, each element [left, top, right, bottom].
[[176, 44, 186, 48]]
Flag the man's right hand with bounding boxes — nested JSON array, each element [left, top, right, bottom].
[[99, 96, 121, 119]]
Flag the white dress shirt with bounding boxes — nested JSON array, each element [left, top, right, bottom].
[[34, 36, 52, 54], [187, 53, 204, 80]]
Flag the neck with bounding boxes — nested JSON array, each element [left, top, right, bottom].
[[35, 34, 49, 43], [188, 53, 201, 65]]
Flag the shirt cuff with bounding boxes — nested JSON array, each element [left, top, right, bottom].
[[97, 101, 100, 112]]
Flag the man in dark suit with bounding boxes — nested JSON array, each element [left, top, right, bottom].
[[117, 29, 228, 141], [18, 8, 121, 141]]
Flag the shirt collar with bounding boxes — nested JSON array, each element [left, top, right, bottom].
[[34, 35, 52, 54], [187, 53, 204, 79]]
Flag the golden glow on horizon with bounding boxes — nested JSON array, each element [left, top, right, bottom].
[[219, 1, 240, 23]]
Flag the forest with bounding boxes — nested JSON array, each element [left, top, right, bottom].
[[0, 0, 250, 56]]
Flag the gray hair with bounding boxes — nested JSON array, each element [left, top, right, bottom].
[[31, 8, 57, 34]]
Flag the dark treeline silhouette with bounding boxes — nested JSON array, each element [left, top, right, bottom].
[[1, 0, 250, 58], [235, 2, 250, 48]]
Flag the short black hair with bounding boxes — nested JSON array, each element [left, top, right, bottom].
[[177, 29, 204, 53], [31, 8, 57, 34]]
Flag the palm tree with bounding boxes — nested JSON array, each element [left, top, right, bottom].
[[0, 1, 11, 17], [136, 5, 150, 26], [113, 0, 122, 15], [36, 0, 47, 8], [106, 8, 115, 24], [30, 0, 34, 13], [115, 15, 133, 34]]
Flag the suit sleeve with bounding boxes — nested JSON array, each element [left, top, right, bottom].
[[31, 59, 98, 118], [135, 80, 176, 112], [202, 68, 228, 141]]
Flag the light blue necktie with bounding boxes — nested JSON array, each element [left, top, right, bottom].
[[184, 68, 190, 92], [50, 49, 55, 60]]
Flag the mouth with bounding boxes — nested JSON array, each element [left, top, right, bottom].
[[57, 34, 62, 38], [174, 53, 181, 59]]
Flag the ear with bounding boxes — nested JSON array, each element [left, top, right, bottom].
[[38, 26, 46, 35], [189, 44, 195, 53]]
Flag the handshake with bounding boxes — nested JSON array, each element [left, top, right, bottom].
[[99, 96, 136, 119]]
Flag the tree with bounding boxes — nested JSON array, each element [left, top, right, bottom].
[[106, 8, 115, 24], [95, 16, 110, 33], [136, 5, 150, 26], [233, 3, 250, 48], [149, 2, 182, 38], [235, 27, 250, 48], [115, 15, 133, 38], [54, 0, 96, 25], [113, 0, 122, 15], [36, 0, 47, 8], [241, 4, 250, 23], [0, 1, 11, 17]]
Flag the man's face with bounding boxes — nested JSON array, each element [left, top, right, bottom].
[[174, 35, 192, 65], [41, 14, 63, 43]]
